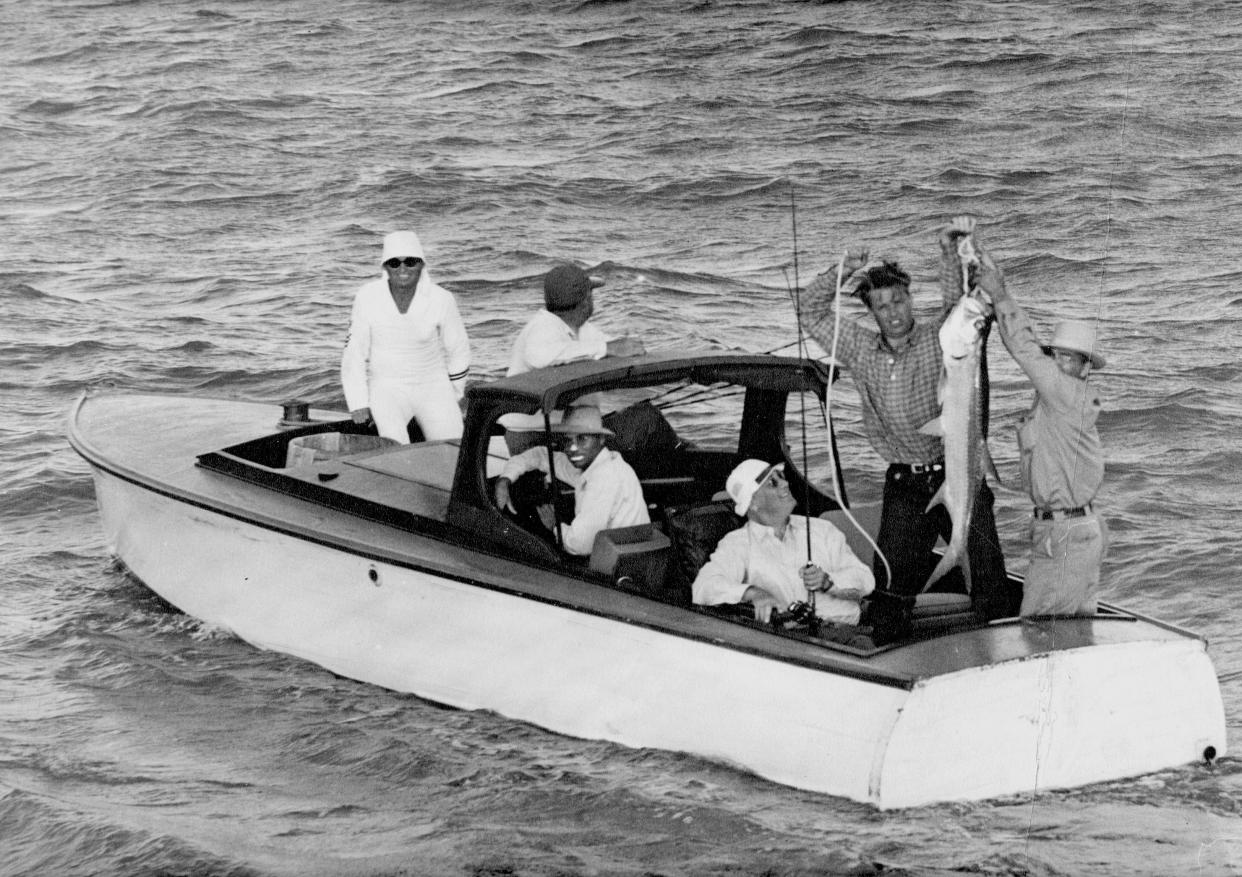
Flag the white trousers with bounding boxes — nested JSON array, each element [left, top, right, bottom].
[[370, 379, 462, 443]]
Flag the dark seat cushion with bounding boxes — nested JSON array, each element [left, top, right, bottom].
[[603, 400, 684, 479], [662, 501, 743, 596]]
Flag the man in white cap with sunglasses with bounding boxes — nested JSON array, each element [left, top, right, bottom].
[[341, 229, 471, 443], [692, 459, 874, 625], [495, 404, 649, 556], [975, 235, 1108, 617]]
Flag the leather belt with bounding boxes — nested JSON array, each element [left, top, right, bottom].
[[892, 461, 944, 474], [1034, 504, 1092, 520]]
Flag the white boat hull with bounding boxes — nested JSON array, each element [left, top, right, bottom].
[[90, 463, 1227, 809]]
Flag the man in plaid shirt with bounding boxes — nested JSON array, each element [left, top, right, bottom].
[[799, 221, 1018, 622]]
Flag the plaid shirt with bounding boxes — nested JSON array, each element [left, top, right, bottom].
[[801, 253, 962, 465]]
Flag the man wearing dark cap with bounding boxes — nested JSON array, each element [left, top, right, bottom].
[[501, 265, 645, 451], [507, 265, 644, 377]]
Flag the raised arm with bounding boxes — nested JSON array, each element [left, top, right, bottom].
[[936, 216, 976, 319], [799, 248, 873, 366], [977, 244, 1081, 410]]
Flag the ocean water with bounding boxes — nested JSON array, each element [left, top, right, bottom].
[[4, 1, 1242, 874]]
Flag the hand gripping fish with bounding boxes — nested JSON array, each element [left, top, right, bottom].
[[918, 236, 995, 594]]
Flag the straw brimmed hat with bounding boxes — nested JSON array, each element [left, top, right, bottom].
[[1041, 320, 1105, 369], [551, 405, 614, 436]]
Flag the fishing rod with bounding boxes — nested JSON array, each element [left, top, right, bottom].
[[784, 185, 814, 568]]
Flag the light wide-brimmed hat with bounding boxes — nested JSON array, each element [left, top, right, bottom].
[[1042, 319, 1105, 370], [381, 230, 425, 264], [725, 459, 779, 516], [544, 265, 605, 312], [551, 405, 614, 437]]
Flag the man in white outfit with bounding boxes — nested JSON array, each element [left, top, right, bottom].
[[494, 406, 649, 556], [341, 230, 471, 443], [502, 265, 645, 452], [693, 460, 875, 625]]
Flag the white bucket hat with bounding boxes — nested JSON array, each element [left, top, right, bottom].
[[725, 459, 778, 516], [381, 230, 425, 264], [1042, 319, 1105, 370]]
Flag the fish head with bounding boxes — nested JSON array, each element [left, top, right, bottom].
[[939, 293, 992, 359]]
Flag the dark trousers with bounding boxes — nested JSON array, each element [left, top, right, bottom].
[[873, 465, 1020, 621]]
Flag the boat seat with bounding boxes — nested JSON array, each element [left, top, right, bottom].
[[910, 592, 977, 634], [603, 400, 686, 480], [661, 500, 744, 604], [818, 502, 883, 567], [589, 524, 674, 603]]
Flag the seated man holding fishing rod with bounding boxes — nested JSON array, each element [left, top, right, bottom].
[[798, 221, 1020, 622], [692, 459, 874, 642]]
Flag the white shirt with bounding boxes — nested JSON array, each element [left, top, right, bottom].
[[692, 516, 875, 624], [507, 309, 609, 376], [502, 446, 650, 556], [341, 274, 471, 411], [502, 310, 610, 432]]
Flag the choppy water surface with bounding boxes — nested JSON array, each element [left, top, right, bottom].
[[4, 1, 1242, 874]]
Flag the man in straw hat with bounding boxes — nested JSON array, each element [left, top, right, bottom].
[[501, 264, 646, 454], [341, 229, 471, 443], [692, 459, 874, 627], [495, 405, 649, 556], [974, 233, 1108, 617]]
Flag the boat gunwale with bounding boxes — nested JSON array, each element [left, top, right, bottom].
[[67, 393, 925, 689], [68, 390, 1208, 695]]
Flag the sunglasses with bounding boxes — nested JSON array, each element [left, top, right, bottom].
[[384, 257, 423, 269], [754, 465, 785, 488]]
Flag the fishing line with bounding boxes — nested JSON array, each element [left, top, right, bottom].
[[820, 251, 893, 590], [783, 186, 892, 596]]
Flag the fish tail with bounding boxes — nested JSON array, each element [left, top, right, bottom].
[[922, 548, 957, 592]]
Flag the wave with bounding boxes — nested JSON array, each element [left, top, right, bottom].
[[0, 790, 261, 877]]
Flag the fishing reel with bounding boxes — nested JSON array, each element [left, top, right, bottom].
[[770, 599, 820, 633]]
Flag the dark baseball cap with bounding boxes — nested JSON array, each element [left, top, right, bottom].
[[544, 265, 605, 312]]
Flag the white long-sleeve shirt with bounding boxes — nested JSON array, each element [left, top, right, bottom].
[[502, 310, 610, 432], [340, 274, 470, 441], [506, 309, 609, 376], [341, 274, 470, 408], [692, 516, 875, 623], [501, 446, 649, 556]]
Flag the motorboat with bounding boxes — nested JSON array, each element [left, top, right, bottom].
[[67, 351, 1227, 809]]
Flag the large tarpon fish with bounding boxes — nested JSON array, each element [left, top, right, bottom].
[[919, 242, 994, 593]]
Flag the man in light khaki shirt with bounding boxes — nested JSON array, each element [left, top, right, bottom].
[[974, 228, 1107, 617]]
